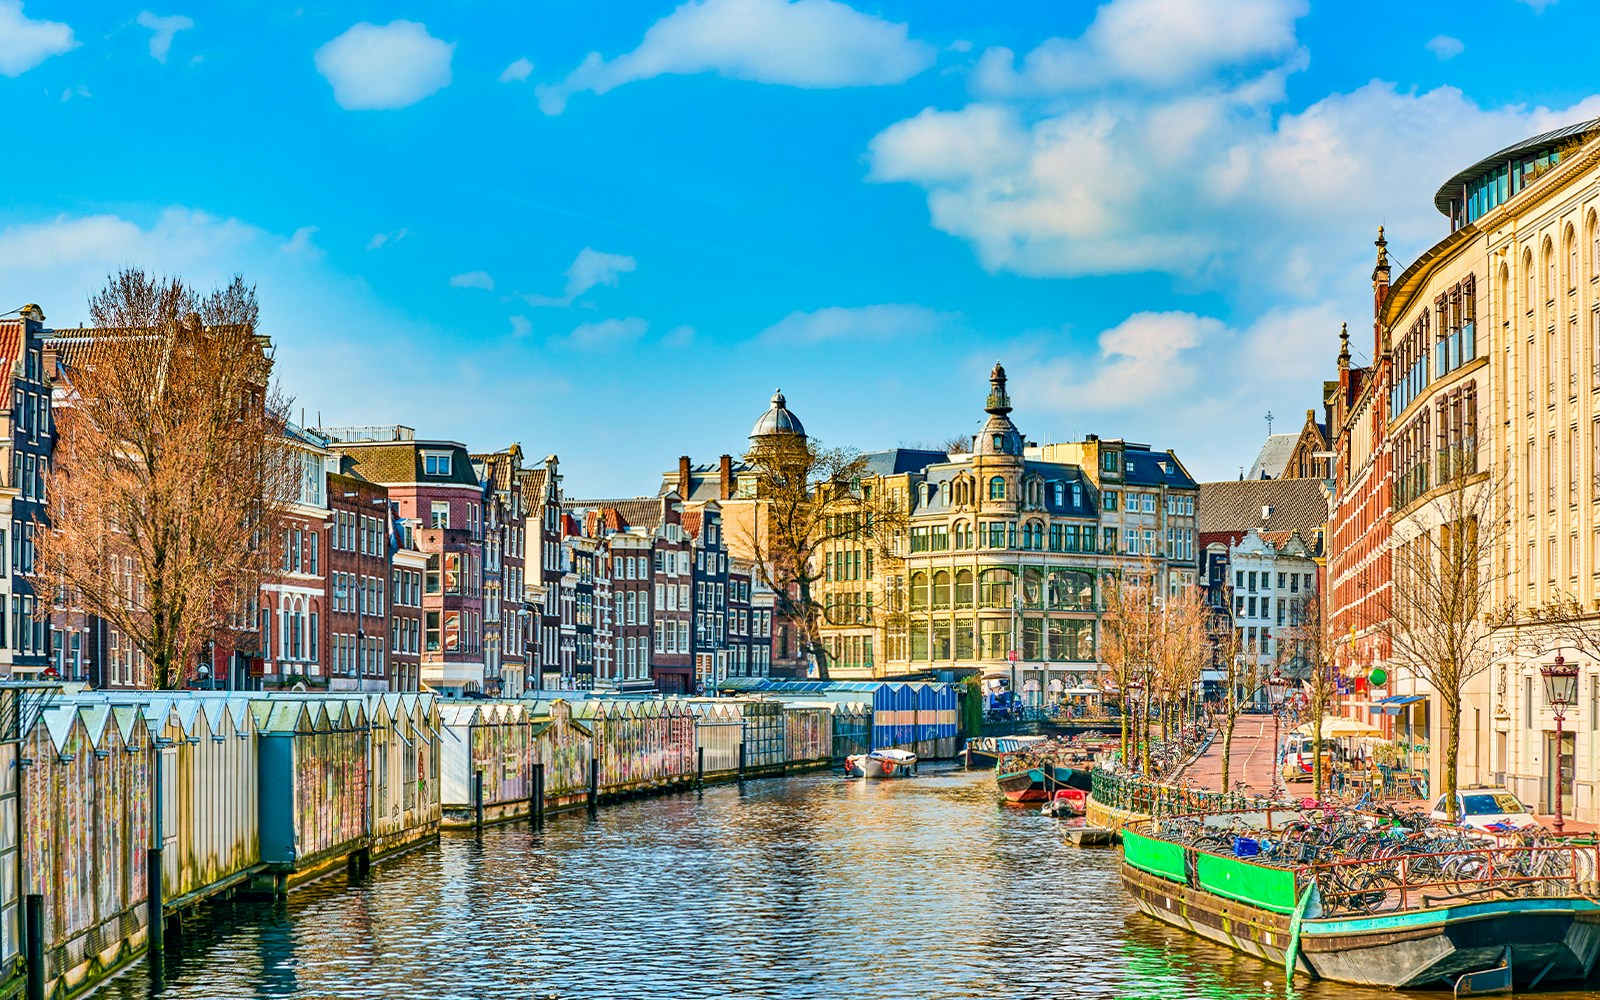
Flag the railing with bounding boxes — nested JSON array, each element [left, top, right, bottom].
[[1308, 842, 1600, 915], [1093, 768, 1284, 817]]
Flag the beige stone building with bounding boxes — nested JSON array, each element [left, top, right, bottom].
[[1371, 116, 1600, 821], [816, 365, 1200, 702]]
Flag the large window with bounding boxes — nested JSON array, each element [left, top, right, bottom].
[[423, 452, 452, 476], [932, 570, 951, 609], [909, 571, 929, 610], [988, 476, 1006, 500], [979, 568, 1014, 608], [954, 569, 974, 608]]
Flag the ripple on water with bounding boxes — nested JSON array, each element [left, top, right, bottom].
[[98, 768, 1597, 1000]]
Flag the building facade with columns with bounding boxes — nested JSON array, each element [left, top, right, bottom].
[[1326, 117, 1600, 822]]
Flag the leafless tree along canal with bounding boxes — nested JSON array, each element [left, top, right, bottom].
[[102, 768, 1596, 999]]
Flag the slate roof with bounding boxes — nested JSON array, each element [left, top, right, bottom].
[[860, 448, 948, 478], [1245, 433, 1299, 480], [911, 458, 1100, 519], [1121, 447, 1197, 489], [1197, 478, 1328, 539]]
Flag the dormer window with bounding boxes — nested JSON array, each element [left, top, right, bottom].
[[1052, 482, 1064, 506], [423, 451, 452, 476], [993, 434, 1003, 450]]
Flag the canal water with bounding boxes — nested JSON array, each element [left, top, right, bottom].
[[103, 766, 1595, 999]]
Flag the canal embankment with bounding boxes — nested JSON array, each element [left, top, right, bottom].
[[5, 681, 959, 1000]]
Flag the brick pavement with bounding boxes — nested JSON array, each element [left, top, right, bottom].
[[1179, 714, 1278, 794]]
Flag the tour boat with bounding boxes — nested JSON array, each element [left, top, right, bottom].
[[996, 762, 1092, 803], [843, 748, 917, 778], [1120, 823, 1600, 991]]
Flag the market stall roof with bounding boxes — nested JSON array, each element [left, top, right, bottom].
[[1292, 716, 1384, 739]]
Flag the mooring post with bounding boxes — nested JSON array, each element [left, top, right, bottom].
[[473, 768, 485, 832], [696, 746, 705, 793], [148, 740, 166, 972], [588, 758, 599, 815], [24, 894, 43, 1000], [738, 741, 747, 787], [532, 763, 545, 827]]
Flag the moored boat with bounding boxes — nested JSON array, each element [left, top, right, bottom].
[[843, 748, 917, 778], [996, 761, 1093, 803], [1120, 821, 1600, 991]]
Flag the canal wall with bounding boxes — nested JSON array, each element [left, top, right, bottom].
[[7, 685, 957, 1000]]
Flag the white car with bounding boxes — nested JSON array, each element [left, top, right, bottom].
[[1430, 788, 1538, 831]]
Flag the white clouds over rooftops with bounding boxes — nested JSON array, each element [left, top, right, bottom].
[[974, 0, 1307, 96], [870, 69, 1600, 304], [536, 0, 935, 114], [0, 1, 77, 77], [137, 11, 194, 64], [315, 20, 453, 110], [758, 303, 955, 344]]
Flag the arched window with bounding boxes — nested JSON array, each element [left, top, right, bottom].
[[988, 476, 1006, 500], [932, 570, 951, 609], [909, 571, 929, 610], [1052, 482, 1064, 506], [1524, 250, 1536, 312], [1023, 568, 1044, 608], [1544, 238, 1556, 302], [951, 520, 971, 549], [1590, 212, 1600, 280], [940, 481, 950, 504], [979, 568, 1014, 608], [1566, 225, 1578, 292], [954, 569, 974, 608]]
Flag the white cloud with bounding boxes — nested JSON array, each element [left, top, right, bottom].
[[523, 247, 637, 306], [537, 0, 935, 114], [869, 77, 1600, 300], [758, 303, 954, 344], [1007, 301, 1344, 479], [367, 228, 407, 250], [500, 57, 533, 83], [1425, 34, 1464, 60], [664, 324, 695, 347], [974, 0, 1306, 96], [136, 11, 193, 64], [1515, 0, 1558, 11], [569, 316, 648, 349], [0, 1, 77, 77], [450, 270, 495, 291], [314, 21, 453, 110], [280, 225, 321, 258], [509, 315, 532, 338]]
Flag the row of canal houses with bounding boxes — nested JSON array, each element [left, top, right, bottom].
[[0, 681, 958, 1000], [0, 306, 783, 699]]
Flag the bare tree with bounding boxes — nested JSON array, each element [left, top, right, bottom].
[[1278, 591, 1340, 796], [35, 269, 292, 689], [1213, 623, 1263, 794], [1370, 454, 1510, 820], [1100, 558, 1165, 773], [734, 433, 906, 681], [941, 434, 972, 455], [1527, 594, 1600, 663], [1154, 586, 1208, 744]]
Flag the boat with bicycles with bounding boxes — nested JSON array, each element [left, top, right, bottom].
[[843, 748, 917, 779], [1119, 806, 1600, 991]]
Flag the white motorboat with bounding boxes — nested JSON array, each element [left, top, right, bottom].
[[843, 748, 918, 778]]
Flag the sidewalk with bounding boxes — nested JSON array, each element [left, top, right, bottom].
[[1178, 715, 1278, 794]]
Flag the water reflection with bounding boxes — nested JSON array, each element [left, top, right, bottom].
[[102, 768, 1595, 1000]]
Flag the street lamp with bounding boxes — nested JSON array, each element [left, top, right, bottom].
[[1267, 668, 1289, 797], [1128, 677, 1147, 774], [1540, 654, 1579, 834]]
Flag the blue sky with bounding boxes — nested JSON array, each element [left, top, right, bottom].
[[3, 0, 1596, 496]]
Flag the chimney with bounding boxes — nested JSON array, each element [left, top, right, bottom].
[[678, 455, 691, 499], [1262, 504, 1275, 521], [719, 454, 733, 500]]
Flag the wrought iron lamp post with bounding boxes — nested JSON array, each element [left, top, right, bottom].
[[1267, 669, 1288, 798], [1540, 654, 1579, 834]]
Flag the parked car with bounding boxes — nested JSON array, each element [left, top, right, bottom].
[[1430, 788, 1538, 831]]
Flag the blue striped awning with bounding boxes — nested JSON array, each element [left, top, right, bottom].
[[1367, 695, 1425, 715]]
